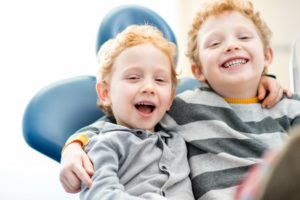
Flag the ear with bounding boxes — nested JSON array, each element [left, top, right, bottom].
[[96, 81, 111, 106], [264, 47, 273, 71], [191, 63, 206, 82]]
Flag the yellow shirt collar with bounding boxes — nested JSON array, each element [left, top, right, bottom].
[[224, 96, 260, 104]]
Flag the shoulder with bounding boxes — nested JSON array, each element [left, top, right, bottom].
[[279, 94, 300, 105], [291, 94, 300, 101], [85, 123, 134, 152], [269, 95, 300, 118], [173, 85, 230, 108]]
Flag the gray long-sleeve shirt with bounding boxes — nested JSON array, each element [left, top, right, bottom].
[[80, 122, 194, 200], [160, 85, 300, 200]]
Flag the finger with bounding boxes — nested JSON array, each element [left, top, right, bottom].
[[267, 87, 283, 108], [262, 87, 278, 108], [258, 85, 268, 108], [73, 163, 93, 188], [68, 172, 82, 191], [258, 84, 267, 101], [82, 155, 94, 176], [62, 179, 80, 193], [283, 88, 292, 98], [60, 171, 81, 193], [265, 81, 283, 108], [59, 174, 71, 192], [61, 180, 72, 193]]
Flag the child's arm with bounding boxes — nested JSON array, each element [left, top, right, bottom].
[[258, 75, 292, 108], [59, 142, 94, 193], [59, 119, 108, 193]]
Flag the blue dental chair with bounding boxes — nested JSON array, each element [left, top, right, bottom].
[[22, 5, 198, 163]]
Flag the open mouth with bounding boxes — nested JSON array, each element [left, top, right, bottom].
[[135, 102, 156, 114], [222, 58, 248, 68]]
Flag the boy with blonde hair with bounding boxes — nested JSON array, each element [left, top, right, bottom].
[[160, 0, 300, 199], [60, 1, 294, 199], [79, 24, 194, 199]]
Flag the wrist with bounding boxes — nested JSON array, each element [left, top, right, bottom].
[[61, 134, 89, 155]]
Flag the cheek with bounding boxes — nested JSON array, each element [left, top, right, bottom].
[[254, 50, 267, 68], [200, 51, 217, 70], [251, 42, 265, 60], [109, 85, 124, 103], [162, 89, 175, 107]]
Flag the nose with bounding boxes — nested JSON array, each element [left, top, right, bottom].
[[141, 79, 156, 95], [224, 39, 240, 53]]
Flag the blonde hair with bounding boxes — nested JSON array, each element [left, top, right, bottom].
[[97, 24, 178, 115], [186, 0, 272, 70]]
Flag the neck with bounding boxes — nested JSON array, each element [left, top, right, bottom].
[[214, 81, 259, 99]]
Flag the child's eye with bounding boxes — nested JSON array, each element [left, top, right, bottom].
[[239, 35, 251, 40], [208, 41, 220, 48], [127, 75, 140, 80], [155, 77, 165, 82]]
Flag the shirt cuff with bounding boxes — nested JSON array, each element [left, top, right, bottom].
[[61, 133, 89, 155]]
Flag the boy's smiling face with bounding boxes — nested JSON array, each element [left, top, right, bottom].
[[97, 44, 175, 132], [194, 11, 273, 98]]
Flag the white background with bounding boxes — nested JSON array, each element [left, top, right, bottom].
[[0, 0, 177, 199]]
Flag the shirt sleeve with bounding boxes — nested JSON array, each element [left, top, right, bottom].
[[61, 116, 113, 153], [291, 94, 300, 127]]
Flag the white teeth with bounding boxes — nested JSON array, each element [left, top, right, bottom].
[[138, 102, 154, 106], [223, 59, 247, 68]]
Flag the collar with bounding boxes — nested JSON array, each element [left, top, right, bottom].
[[224, 96, 260, 104]]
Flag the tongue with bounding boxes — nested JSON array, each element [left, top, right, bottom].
[[137, 105, 152, 114]]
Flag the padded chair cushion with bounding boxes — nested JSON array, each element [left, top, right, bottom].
[[23, 76, 103, 162]]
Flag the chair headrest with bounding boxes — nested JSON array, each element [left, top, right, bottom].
[[95, 5, 178, 64]]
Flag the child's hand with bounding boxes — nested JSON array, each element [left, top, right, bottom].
[[59, 142, 94, 193], [258, 76, 292, 108]]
